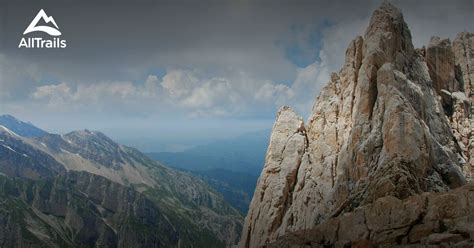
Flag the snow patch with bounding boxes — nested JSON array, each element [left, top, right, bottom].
[[60, 148, 81, 157], [1, 144, 17, 153], [60, 148, 72, 154], [0, 125, 20, 137]]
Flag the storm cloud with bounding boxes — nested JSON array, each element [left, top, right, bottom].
[[0, 0, 472, 150]]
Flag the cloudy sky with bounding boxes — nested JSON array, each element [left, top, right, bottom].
[[0, 0, 472, 151]]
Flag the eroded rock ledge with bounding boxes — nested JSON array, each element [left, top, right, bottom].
[[268, 184, 474, 247]]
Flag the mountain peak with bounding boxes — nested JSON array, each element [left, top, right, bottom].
[[65, 129, 120, 150], [66, 129, 111, 141], [366, 1, 404, 34], [364, 1, 414, 64], [240, 3, 472, 247], [0, 114, 18, 120], [68, 129, 98, 137], [62, 129, 128, 170], [0, 114, 48, 138], [0, 114, 24, 125], [375, 1, 400, 16]]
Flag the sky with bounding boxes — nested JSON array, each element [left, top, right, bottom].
[[0, 0, 473, 152]]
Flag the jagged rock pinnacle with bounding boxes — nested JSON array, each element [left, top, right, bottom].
[[240, 2, 472, 247]]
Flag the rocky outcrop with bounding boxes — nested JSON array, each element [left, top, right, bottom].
[[453, 32, 474, 98], [453, 32, 474, 178], [421, 34, 473, 180], [426, 37, 460, 96], [240, 3, 472, 247], [267, 183, 474, 247], [240, 107, 307, 248]]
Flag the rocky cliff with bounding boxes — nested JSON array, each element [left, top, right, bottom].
[[267, 184, 474, 247], [240, 3, 473, 247]]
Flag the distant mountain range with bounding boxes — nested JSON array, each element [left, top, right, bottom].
[[0, 114, 243, 247], [147, 130, 270, 213], [147, 130, 270, 175]]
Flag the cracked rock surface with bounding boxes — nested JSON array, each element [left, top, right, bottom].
[[240, 3, 473, 248], [267, 184, 474, 247]]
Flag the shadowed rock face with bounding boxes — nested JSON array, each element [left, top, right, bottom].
[[0, 171, 180, 248], [240, 3, 472, 248], [420, 33, 473, 179], [0, 128, 66, 180], [452, 32, 474, 177], [453, 32, 474, 98], [426, 37, 460, 96]]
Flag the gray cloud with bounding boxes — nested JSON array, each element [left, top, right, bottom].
[[0, 0, 473, 147]]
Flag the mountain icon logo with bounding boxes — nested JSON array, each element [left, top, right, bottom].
[[23, 9, 61, 36]]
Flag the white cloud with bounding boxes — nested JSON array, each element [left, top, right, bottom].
[[160, 70, 296, 117], [181, 78, 235, 108], [280, 16, 367, 117], [144, 75, 161, 98], [319, 18, 368, 72], [29, 69, 300, 117], [161, 70, 199, 99], [294, 56, 330, 93], [30, 80, 162, 112], [31, 83, 72, 106], [288, 57, 331, 115], [75, 82, 138, 101], [255, 82, 295, 106]]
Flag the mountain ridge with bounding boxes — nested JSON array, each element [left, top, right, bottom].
[[0, 114, 48, 138], [0, 115, 243, 247]]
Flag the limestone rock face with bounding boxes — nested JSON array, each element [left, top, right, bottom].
[[426, 37, 460, 95], [240, 107, 307, 247], [422, 34, 473, 179], [240, 3, 471, 247], [453, 32, 474, 178], [267, 184, 474, 247], [453, 32, 474, 98]]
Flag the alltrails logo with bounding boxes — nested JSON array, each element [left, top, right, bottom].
[[18, 9, 67, 49]]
